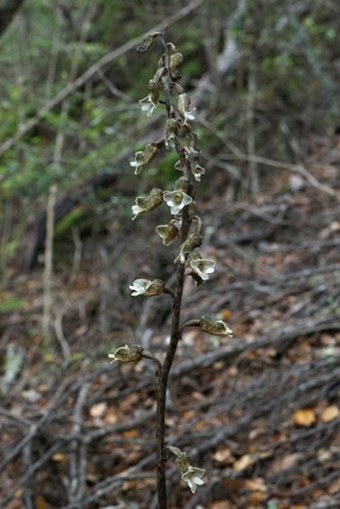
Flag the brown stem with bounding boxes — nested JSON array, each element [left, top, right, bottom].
[[155, 31, 193, 508], [155, 212, 191, 509]]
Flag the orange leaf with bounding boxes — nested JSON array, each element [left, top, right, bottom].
[[51, 453, 68, 463], [123, 429, 140, 439], [36, 496, 49, 509], [292, 408, 316, 427]]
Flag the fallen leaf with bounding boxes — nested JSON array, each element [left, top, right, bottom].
[[52, 453, 69, 463], [104, 409, 119, 424], [89, 402, 107, 418], [233, 454, 255, 472], [122, 429, 140, 439], [213, 447, 233, 465], [320, 405, 339, 422], [271, 453, 303, 475], [36, 496, 49, 509], [246, 477, 268, 503], [292, 408, 316, 427]]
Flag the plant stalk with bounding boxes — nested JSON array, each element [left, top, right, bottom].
[[155, 205, 190, 508]]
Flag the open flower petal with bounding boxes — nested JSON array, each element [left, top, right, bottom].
[[129, 279, 150, 296], [163, 190, 193, 215], [190, 257, 216, 280], [129, 278, 166, 297], [181, 467, 205, 493], [139, 96, 157, 117]]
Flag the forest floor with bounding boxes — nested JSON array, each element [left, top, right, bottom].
[[0, 135, 339, 509]]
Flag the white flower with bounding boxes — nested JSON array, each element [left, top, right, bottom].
[[178, 93, 196, 123], [168, 445, 206, 495], [130, 151, 145, 173], [181, 466, 205, 494], [129, 279, 150, 296], [139, 95, 157, 117], [129, 278, 165, 297], [138, 78, 160, 117], [132, 203, 144, 220], [190, 257, 216, 280], [192, 164, 206, 182], [163, 190, 193, 215]]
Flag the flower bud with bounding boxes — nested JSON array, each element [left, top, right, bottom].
[[200, 316, 233, 337], [137, 32, 161, 53], [170, 51, 184, 79], [108, 344, 144, 363]]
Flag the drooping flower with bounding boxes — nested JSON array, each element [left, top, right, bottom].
[[132, 188, 163, 220], [177, 93, 196, 123], [169, 50, 184, 79], [163, 190, 193, 215], [139, 78, 161, 117], [155, 221, 179, 246], [181, 466, 205, 494], [108, 344, 143, 363], [200, 316, 233, 337], [189, 252, 216, 280], [185, 147, 206, 181], [168, 445, 205, 494], [130, 143, 159, 175], [191, 164, 205, 182], [129, 278, 166, 297], [175, 233, 203, 264], [164, 118, 179, 150], [130, 151, 145, 174]]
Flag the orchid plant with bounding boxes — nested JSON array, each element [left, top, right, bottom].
[[108, 29, 233, 508]]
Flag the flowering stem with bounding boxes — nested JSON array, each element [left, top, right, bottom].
[[155, 207, 190, 508]]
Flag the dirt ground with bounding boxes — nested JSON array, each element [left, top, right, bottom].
[[0, 135, 339, 509]]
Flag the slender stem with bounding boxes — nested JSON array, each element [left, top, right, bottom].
[[155, 268, 184, 507], [155, 31, 193, 508], [155, 208, 190, 508]]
